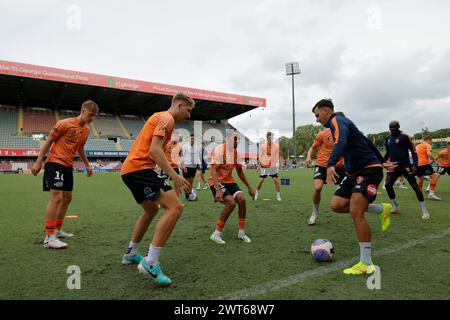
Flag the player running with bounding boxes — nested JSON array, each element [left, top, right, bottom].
[[313, 99, 396, 276], [383, 121, 430, 220], [31, 100, 98, 249], [209, 131, 255, 244], [416, 137, 441, 200], [434, 142, 450, 187], [254, 132, 284, 201], [304, 127, 345, 225], [120, 92, 193, 286]]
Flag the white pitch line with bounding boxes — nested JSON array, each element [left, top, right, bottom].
[[217, 229, 450, 300]]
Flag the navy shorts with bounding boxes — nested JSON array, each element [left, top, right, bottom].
[[122, 169, 172, 203], [43, 162, 74, 192], [210, 183, 242, 199], [334, 167, 383, 203]]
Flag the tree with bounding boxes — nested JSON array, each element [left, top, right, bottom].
[[295, 124, 323, 156]]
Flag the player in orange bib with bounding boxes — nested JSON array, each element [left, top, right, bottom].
[[433, 141, 450, 190], [254, 132, 284, 201], [305, 127, 345, 225], [208, 131, 255, 244], [120, 92, 193, 286], [31, 100, 98, 249], [416, 136, 441, 201]]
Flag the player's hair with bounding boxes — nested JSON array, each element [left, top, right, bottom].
[[335, 111, 345, 117], [81, 100, 99, 113], [172, 92, 195, 107], [266, 131, 273, 138], [190, 133, 195, 137], [423, 136, 432, 141], [312, 99, 334, 112], [389, 120, 400, 128]]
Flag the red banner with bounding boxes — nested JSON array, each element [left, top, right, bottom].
[[0, 149, 40, 157], [0, 60, 266, 107]]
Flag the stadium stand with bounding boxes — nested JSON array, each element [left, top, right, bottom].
[[0, 106, 19, 136], [0, 136, 40, 149], [120, 116, 144, 139], [119, 139, 135, 152], [93, 114, 128, 138], [83, 139, 117, 151], [22, 108, 55, 134]]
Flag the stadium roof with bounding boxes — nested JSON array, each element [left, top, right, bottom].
[[0, 60, 266, 120]]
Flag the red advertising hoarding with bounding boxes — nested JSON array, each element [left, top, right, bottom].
[[0, 60, 266, 107], [0, 149, 40, 157]]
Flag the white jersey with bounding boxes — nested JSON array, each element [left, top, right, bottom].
[[181, 143, 202, 168]]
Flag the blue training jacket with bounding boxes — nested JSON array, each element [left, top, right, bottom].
[[384, 131, 418, 167], [325, 113, 384, 174]]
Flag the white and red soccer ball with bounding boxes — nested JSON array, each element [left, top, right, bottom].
[[311, 239, 334, 262]]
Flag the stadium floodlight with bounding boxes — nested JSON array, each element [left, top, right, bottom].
[[285, 62, 301, 161]]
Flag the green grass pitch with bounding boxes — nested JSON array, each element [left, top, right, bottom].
[[0, 169, 449, 299]]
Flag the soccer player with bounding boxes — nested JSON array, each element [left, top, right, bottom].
[[383, 121, 430, 219], [209, 131, 255, 244], [181, 133, 202, 200], [195, 142, 209, 190], [31, 100, 98, 249], [304, 128, 345, 225], [435, 142, 450, 175], [313, 99, 396, 275], [254, 132, 284, 201], [164, 132, 183, 196], [416, 136, 441, 200], [120, 92, 193, 286]]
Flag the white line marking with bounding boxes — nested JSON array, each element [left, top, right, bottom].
[[217, 229, 450, 300]]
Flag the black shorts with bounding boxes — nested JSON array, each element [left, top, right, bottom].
[[313, 165, 346, 184], [43, 162, 74, 192], [210, 183, 242, 199], [417, 164, 435, 177], [437, 166, 450, 175], [182, 167, 198, 179], [386, 164, 416, 180], [259, 166, 278, 178], [334, 167, 383, 203], [122, 169, 172, 204]]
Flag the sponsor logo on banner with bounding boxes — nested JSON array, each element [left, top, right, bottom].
[[367, 184, 377, 196]]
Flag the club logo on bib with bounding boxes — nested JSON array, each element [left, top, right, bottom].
[[367, 184, 377, 196], [356, 176, 365, 185]]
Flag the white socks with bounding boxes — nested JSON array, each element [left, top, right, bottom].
[[390, 199, 399, 210], [419, 201, 428, 213], [254, 190, 259, 200], [312, 203, 319, 215], [367, 204, 383, 214], [125, 241, 138, 256], [145, 245, 162, 266], [359, 242, 372, 265]]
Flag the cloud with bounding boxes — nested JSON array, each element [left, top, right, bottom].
[[1, 0, 449, 139]]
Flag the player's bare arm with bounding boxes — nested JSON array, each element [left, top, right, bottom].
[[211, 164, 223, 203], [78, 147, 93, 177], [150, 136, 190, 193], [236, 166, 255, 199], [31, 134, 57, 176]]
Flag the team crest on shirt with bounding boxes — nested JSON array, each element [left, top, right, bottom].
[[356, 176, 365, 184], [366, 184, 377, 196], [396, 138, 400, 144]]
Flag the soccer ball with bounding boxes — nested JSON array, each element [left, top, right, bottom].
[[188, 190, 198, 201], [311, 239, 334, 262]]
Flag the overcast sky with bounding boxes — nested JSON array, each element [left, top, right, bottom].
[[1, 0, 449, 141]]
